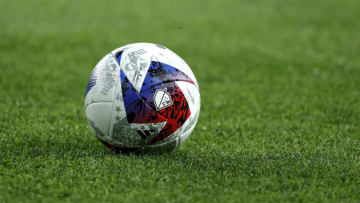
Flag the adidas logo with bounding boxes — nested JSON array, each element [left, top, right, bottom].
[[136, 129, 155, 139]]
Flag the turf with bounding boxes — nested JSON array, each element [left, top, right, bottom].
[[1, 0, 360, 202]]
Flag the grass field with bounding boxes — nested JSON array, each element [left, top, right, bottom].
[[1, 0, 360, 202]]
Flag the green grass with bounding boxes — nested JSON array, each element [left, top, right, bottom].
[[1, 0, 360, 202]]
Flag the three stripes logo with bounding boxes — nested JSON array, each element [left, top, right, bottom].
[[136, 129, 155, 139]]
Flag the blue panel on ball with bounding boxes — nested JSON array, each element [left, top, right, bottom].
[[141, 61, 194, 90], [120, 69, 161, 124]]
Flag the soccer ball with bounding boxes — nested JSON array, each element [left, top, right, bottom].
[[84, 43, 200, 153]]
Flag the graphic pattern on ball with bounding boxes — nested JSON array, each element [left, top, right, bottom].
[[84, 43, 200, 153]]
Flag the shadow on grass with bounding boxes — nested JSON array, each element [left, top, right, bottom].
[[1, 134, 349, 179]]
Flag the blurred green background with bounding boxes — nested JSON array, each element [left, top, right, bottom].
[[0, 0, 359, 202]]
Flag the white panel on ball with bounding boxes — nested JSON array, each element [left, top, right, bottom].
[[85, 102, 113, 136], [84, 54, 120, 107]]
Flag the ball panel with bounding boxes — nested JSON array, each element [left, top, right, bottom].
[[176, 81, 200, 122], [117, 45, 153, 93], [151, 48, 198, 87], [110, 115, 144, 147], [86, 102, 113, 136], [84, 54, 120, 107], [178, 117, 198, 145], [139, 61, 195, 99]]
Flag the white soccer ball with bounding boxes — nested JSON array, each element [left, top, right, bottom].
[[84, 43, 200, 153]]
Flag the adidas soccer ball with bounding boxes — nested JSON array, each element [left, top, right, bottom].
[[84, 43, 200, 153]]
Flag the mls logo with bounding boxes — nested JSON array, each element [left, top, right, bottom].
[[154, 88, 173, 111]]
